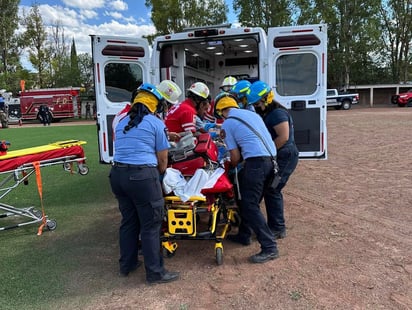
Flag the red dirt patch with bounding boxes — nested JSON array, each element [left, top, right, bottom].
[[86, 107, 412, 309]]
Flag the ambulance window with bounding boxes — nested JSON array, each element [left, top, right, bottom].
[[276, 53, 317, 96], [104, 63, 143, 103]]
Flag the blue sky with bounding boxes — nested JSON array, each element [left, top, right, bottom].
[[19, 0, 237, 55]]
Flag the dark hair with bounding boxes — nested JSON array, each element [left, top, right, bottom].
[[123, 103, 151, 134], [255, 99, 288, 118], [188, 91, 207, 110]]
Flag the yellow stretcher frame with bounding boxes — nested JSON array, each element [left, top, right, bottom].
[[0, 140, 89, 234], [161, 194, 239, 265], [0, 140, 87, 160]]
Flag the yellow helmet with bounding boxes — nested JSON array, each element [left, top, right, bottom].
[[214, 92, 239, 118], [132, 83, 163, 113], [156, 80, 182, 104]]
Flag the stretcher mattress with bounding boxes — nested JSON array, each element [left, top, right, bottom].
[[0, 140, 86, 172]]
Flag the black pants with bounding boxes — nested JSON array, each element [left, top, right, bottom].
[[237, 157, 277, 253], [39, 112, 50, 125], [109, 165, 166, 281]]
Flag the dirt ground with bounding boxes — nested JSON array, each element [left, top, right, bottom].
[[75, 108, 412, 309]]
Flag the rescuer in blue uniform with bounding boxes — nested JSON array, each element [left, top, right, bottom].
[[109, 83, 179, 284], [215, 93, 279, 263], [247, 81, 299, 239]]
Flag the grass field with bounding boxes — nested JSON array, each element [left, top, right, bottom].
[[0, 124, 119, 310]]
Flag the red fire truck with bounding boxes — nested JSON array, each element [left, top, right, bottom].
[[19, 87, 82, 122]]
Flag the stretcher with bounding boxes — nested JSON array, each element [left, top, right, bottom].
[[161, 193, 239, 265], [162, 132, 240, 265], [0, 140, 89, 234]]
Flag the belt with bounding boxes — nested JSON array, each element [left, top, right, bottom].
[[245, 156, 274, 162], [112, 162, 154, 168]]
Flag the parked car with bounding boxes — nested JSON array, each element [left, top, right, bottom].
[[327, 89, 359, 110], [391, 89, 412, 107]]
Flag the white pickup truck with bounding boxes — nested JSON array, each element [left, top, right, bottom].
[[327, 89, 359, 110]]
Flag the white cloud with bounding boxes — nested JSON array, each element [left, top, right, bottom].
[[18, 1, 156, 72], [34, 5, 81, 28], [103, 10, 136, 23], [68, 21, 156, 55], [124, 15, 137, 23], [80, 9, 99, 20], [62, 0, 105, 10], [109, 0, 128, 11], [105, 11, 123, 20]]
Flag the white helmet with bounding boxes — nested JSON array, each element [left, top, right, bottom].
[[187, 82, 209, 99], [220, 76, 238, 91], [157, 80, 182, 104]]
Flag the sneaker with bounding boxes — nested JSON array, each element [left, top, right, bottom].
[[272, 230, 287, 240], [119, 261, 142, 277], [147, 271, 180, 285], [226, 234, 251, 246], [249, 250, 279, 264]]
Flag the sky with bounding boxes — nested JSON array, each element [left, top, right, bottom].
[[18, 0, 237, 56]]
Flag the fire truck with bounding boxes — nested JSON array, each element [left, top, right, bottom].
[[18, 87, 82, 122], [91, 23, 328, 163]]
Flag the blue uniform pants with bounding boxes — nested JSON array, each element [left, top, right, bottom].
[[109, 165, 166, 281], [264, 143, 299, 232], [237, 157, 277, 253]]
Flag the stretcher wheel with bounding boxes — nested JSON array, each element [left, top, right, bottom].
[[216, 247, 223, 265], [32, 209, 43, 219], [46, 220, 57, 231], [162, 247, 176, 258], [78, 166, 89, 175]]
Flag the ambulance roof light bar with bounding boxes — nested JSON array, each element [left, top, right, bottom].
[[183, 24, 232, 32]]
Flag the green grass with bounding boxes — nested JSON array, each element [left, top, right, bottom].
[[0, 124, 122, 310]]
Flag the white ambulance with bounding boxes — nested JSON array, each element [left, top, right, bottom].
[[91, 23, 328, 164]]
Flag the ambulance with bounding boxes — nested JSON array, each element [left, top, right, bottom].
[[91, 23, 328, 164]]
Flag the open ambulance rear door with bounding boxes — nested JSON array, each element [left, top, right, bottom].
[[267, 24, 328, 159], [91, 35, 151, 163]]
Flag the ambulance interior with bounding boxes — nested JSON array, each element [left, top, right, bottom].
[[157, 35, 260, 99]]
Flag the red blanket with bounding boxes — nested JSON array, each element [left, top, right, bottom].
[[0, 145, 85, 172]]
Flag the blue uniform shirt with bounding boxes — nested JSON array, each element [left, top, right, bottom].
[[113, 114, 170, 166], [222, 108, 276, 159]]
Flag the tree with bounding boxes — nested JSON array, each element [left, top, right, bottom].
[[21, 4, 50, 88], [0, 0, 22, 92], [233, 0, 293, 31], [47, 21, 70, 87], [70, 39, 81, 86], [292, 0, 382, 88], [379, 0, 412, 83], [145, 0, 228, 36], [77, 53, 93, 89], [0, 0, 19, 73]]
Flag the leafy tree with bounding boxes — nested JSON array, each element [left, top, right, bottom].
[[77, 53, 93, 89], [49, 21, 71, 87], [292, 0, 382, 88], [0, 0, 19, 73], [233, 0, 293, 31], [379, 0, 412, 83], [21, 4, 50, 88], [145, 0, 228, 38], [0, 0, 21, 92]]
